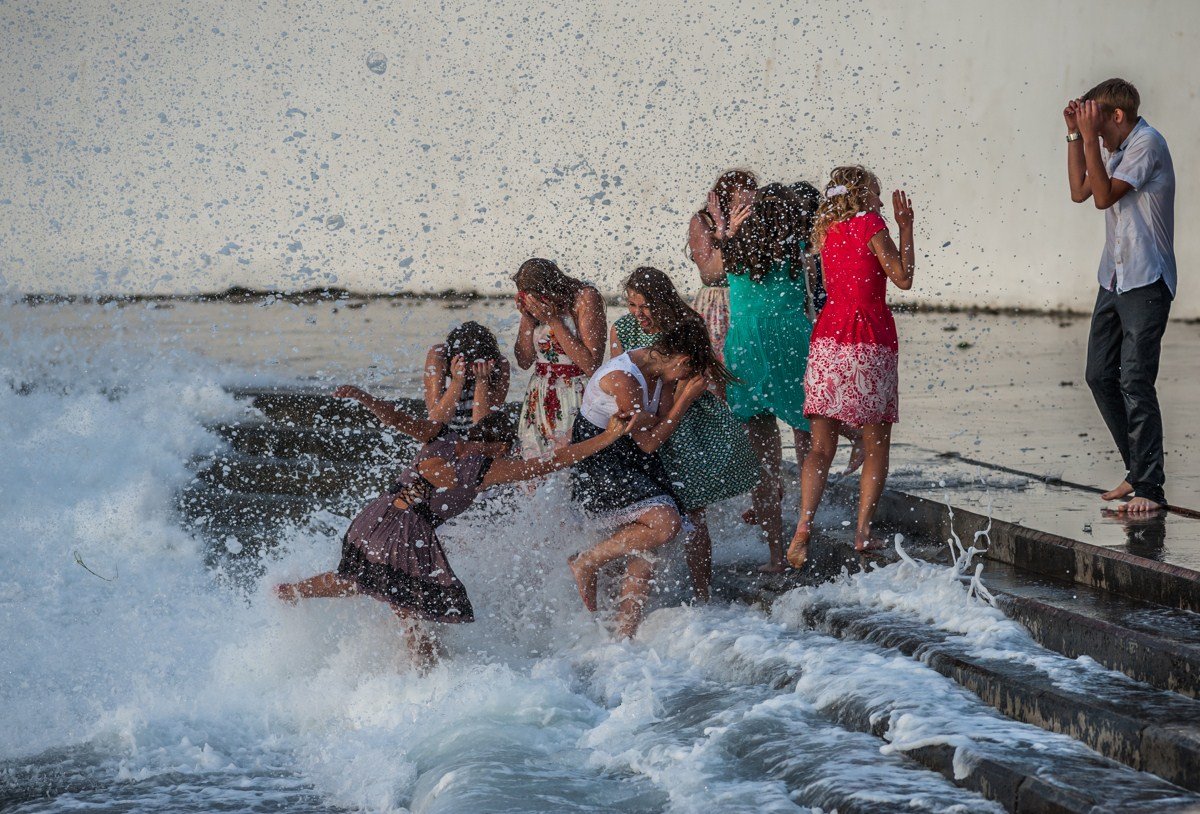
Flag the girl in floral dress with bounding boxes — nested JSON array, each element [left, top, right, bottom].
[[609, 267, 758, 601], [511, 258, 607, 460], [788, 166, 915, 567]]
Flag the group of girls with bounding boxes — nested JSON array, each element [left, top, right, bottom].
[[276, 163, 916, 669]]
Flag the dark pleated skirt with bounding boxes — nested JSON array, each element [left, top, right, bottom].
[[336, 494, 474, 623], [569, 417, 680, 516]]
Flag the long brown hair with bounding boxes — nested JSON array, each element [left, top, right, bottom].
[[722, 183, 808, 282], [811, 166, 879, 252], [512, 258, 588, 311], [647, 315, 734, 385], [623, 266, 697, 332]]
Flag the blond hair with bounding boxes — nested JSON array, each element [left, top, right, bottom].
[[811, 166, 880, 252]]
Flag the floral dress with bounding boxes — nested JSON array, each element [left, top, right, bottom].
[[613, 314, 758, 512], [804, 211, 899, 427], [516, 317, 588, 460]]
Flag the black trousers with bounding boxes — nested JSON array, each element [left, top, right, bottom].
[[1084, 279, 1172, 505]]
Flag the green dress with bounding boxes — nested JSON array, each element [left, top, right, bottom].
[[613, 314, 759, 512], [724, 259, 812, 431]]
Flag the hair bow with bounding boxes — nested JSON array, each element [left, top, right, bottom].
[[825, 185, 849, 198]]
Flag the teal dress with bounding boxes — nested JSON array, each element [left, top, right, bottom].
[[724, 259, 812, 431], [613, 315, 759, 512]]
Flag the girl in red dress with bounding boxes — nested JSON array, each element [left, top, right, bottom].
[[787, 166, 915, 566]]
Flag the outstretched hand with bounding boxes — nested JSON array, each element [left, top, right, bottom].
[[333, 384, 369, 401], [892, 190, 914, 231]]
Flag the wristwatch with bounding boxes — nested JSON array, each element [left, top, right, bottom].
[[1066, 132, 1082, 142]]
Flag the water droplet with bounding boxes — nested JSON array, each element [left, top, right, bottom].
[[366, 51, 387, 75]]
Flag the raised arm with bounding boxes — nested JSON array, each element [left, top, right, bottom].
[[1064, 99, 1092, 204], [868, 192, 915, 291], [482, 415, 632, 486], [424, 346, 467, 424], [552, 287, 607, 375], [1078, 101, 1133, 210], [689, 212, 727, 286], [513, 295, 538, 370], [333, 385, 444, 442]]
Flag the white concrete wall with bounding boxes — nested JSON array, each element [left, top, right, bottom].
[[1, 0, 1197, 315]]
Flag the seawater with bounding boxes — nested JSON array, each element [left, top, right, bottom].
[[0, 299, 1111, 813]]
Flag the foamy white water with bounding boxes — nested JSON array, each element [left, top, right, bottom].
[[0, 305, 1138, 813]]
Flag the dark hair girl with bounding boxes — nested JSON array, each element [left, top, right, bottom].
[[424, 321, 510, 433], [720, 182, 818, 573]]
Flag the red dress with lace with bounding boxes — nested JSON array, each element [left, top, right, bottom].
[[804, 211, 899, 427]]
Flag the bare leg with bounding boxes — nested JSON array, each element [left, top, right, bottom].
[[569, 505, 681, 612], [396, 609, 441, 673], [1102, 480, 1135, 501], [746, 414, 785, 572], [839, 425, 865, 475], [787, 417, 838, 568], [615, 556, 654, 639], [276, 571, 359, 604], [854, 422, 893, 551], [684, 508, 712, 603]]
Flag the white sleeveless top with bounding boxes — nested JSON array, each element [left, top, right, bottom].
[[580, 352, 663, 429]]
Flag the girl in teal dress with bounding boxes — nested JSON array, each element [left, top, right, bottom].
[[720, 183, 818, 572], [609, 267, 758, 602]]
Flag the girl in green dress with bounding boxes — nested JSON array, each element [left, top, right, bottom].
[[608, 267, 759, 601], [720, 183, 818, 572]]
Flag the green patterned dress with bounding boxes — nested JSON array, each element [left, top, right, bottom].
[[612, 314, 759, 512]]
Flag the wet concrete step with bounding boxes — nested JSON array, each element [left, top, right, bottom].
[[875, 488, 1200, 613], [193, 452, 393, 501], [209, 421, 416, 464], [793, 599, 1200, 793], [978, 560, 1200, 700]]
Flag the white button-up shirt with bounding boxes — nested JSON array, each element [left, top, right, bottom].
[[1099, 118, 1176, 296]]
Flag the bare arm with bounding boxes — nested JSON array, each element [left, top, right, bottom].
[[1077, 101, 1134, 210], [424, 346, 467, 424], [868, 192, 915, 291], [482, 415, 631, 486], [689, 213, 727, 286], [546, 287, 607, 375], [513, 296, 537, 370], [1064, 99, 1092, 203], [609, 324, 626, 358], [333, 385, 444, 442]]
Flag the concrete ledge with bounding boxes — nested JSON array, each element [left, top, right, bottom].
[[799, 601, 1200, 794], [874, 489, 1200, 612]]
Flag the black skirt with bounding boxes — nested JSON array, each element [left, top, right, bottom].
[[569, 416, 680, 516]]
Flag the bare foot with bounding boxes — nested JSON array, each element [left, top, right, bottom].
[[854, 530, 888, 553], [275, 583, 299, 604], [1101, 480, 1134, 501], [568, 553, 598, 612], [1117, 496, 1166, 514], [786, 523, 811, 569], [842, 438, 866, 476]]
